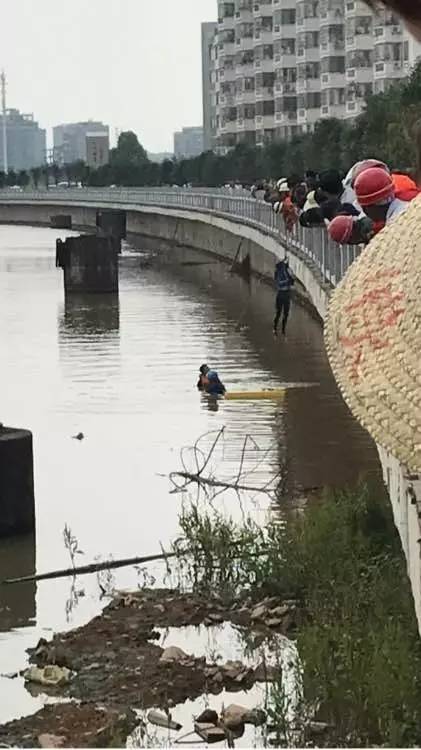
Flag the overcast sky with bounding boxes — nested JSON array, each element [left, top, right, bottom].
[[2, 0, 216, 153]]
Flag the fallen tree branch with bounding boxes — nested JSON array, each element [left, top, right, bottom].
[[169, 470, 278, 495], [1, 551, 177, 586]]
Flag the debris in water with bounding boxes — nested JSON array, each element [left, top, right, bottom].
[[38, 734, 66, 748], [23, 665, 72, 687], [160, 646, 191, 663], [147, 710, 182, 731]]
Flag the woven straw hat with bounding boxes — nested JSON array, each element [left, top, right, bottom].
[[325, 194, 421, 472]]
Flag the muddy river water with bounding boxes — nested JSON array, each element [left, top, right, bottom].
[[0, 225, 380, 725]]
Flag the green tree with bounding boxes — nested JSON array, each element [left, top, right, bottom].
[[0, 171, 6, 189], [51, 162, 61, 186], [41, 164, 50, 189], [30, 167, 41, 189], [17, 170, 30, 188], [160, 159, 174, 185], [6, 169, 17, 186]]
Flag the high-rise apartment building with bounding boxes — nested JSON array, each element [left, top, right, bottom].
[[174, 127, 204, 158], [0, 109, 46, 171], [86, 132, 110, 168], [205, 0, 421, 152], [202, 21, 218, 151], [53, 121, 110, 164]]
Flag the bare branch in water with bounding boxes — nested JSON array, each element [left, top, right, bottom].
[[169, 427, 285, 499]]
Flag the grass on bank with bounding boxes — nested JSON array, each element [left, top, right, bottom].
[[174, 485, 421, 747]]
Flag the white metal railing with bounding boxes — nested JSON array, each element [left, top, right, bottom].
[[0, 188, 361, 287]]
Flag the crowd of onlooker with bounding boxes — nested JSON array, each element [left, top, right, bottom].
[[250, 161, 420, 246]]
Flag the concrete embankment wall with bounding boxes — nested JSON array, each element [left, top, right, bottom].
[[0, 198, 420, 629]]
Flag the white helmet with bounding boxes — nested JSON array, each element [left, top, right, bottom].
[[277, 178, 289, 193]]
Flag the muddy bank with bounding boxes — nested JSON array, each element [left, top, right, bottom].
[[0, 589, 298, 747]]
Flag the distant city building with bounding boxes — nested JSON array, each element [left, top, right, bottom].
[[204, 0, 421, 154], [147, 151, 174, 163], [0, 109, 46, 171], [173, 127, 204, 159], [202, 21, 218, 151], [53, 121, 110, 164], [86, 132, 110, 168]]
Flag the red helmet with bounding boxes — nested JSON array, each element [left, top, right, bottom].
[[355, 167, 395, 207], [328, 215, 354, 244]]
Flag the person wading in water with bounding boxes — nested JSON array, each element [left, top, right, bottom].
[[197, 364, 226, 396], [273, 258, 295, 337]]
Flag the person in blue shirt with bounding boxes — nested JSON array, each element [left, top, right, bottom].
[[273, 258, 295, 337], [197, 364, 226, 396]]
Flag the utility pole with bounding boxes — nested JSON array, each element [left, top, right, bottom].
[[1, 71, 7, 174]]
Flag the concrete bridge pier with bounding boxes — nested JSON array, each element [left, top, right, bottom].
[[96, 209, 126, 254], [50, 214, 72, 230], [0, 427, 35, 538], [56, 235, 119, 294]]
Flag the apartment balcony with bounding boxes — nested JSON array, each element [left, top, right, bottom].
[[320, 103, 346, 118], [297, 106, 321, 125], [274, 52, 296, 69], [219, 93, 236, 106], [320, 71, 345, 88], [236, 35, 254, 50], [300, 17, 320, 33], [254, 28, 273, 45], [273, 22, 295, 40], [319, 40, 345, 57], [274, 81, 297, 95], [297, 47, 320, 64], [253, 1, 273, 17], [235, 62, 255, 77], [236, 90, 256, 104], [320, 9, 345, 26], [255, 113, 275, 129], [373, 59, 405, 79], [218, 16, 235, 31], [222, 41, 236, 55], [236, 117, 255, 131], [254, 57, 274, 73], [345, 0, 373, 17], [374, 23, 403, 43], [346, 33, 373, 52], [219, 66, 236, 82], [297, 78, 321, 94], [345, 99, 365, 117], [275, 110, 298, 125], [346, 66, 372, 83], [236, 3, 253, 21], [255, 86, 275, 100], [222, 120, 238, 134]]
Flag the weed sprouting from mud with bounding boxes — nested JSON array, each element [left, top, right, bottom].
[[63, 523, 84, 570]]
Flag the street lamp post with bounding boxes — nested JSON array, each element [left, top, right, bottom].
[[1, 71, 8, 174]]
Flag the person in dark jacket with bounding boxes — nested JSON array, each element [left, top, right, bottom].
[[273, 259, 295, 337], [197, 364, 226, 396]]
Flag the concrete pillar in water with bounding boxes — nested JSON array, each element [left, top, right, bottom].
[[56, 234, 119, 294], [96, 209, 126, 254], [0, 427, 35, 538], [50, 215, 72, 230]]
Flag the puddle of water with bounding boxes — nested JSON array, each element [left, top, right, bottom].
[[128, 685, 270, 749], [156, 622, 288, 669], [126, 624, 301, 748]]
